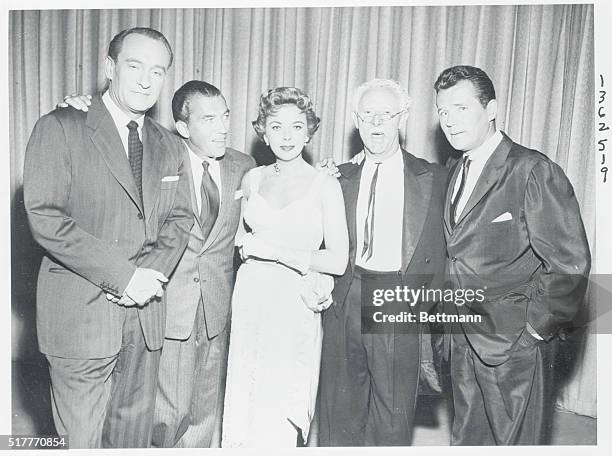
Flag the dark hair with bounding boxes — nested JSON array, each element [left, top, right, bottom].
[[172, 80, 224, 123], [434, 65, 496, 108], [252, 87, 321, 141], [108, 27, 174, 68]]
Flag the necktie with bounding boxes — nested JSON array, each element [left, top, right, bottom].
[[200, 160, 220, 241], [127, 121, 143, 205], [361, 162, 381, 261], [450, 155, 471, 228]]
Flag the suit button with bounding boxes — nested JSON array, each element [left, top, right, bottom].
[[193, 277, 200, 283], [451, 256, 457, 262], [137, 213, 144, 220], [425, 257, 431, 263]]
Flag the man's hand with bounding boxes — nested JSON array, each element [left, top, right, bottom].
[[349, 151, 365, 165], [105, 292, 139, 307], [123, 268, 168, 306], [56, 94, 92, 111], [316, 157, 340, 177]]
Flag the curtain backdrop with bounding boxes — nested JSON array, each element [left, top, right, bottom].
[[9, 5, 595, 417]]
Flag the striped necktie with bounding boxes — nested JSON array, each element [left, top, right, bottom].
[[361, 162, 381, 261]]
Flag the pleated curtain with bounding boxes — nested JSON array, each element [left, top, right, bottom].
[[9, 5, 595, 417]]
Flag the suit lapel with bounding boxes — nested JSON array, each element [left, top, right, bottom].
[[201, 150, 239, 252], [340, 161, 363, 274], [444, 159, 462, 235], [87, 96, 143, 212], [142, 117, 165, 220], [401, 150, 432, 270], [454, 134, 512, 227], [181, 144, 202, 228]]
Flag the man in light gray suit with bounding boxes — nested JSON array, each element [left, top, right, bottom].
[[23, 28, 193, 448], [151, 81, 256, 448]]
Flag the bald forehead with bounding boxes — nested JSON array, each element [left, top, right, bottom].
[[357, 86, 400, 111]]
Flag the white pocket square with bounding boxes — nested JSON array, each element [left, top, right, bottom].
[[491, 212, 512, 223], [234, 190, 244, 200], [161, 175, 179, 182]]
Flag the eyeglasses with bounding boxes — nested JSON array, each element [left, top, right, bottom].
[[355, 108, 407, 125]]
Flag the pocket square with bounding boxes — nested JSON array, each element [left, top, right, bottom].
[[491, 212, 512, 223], [234, 190, 244, 200], [161, 175, 179, 182]]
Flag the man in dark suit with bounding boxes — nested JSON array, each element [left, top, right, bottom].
[[434, 65, 591, 445], [23, 28, 193, 448], [151, 81, 255, 448], [318, 79, 448, 446]]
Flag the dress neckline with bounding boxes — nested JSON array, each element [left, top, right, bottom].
[[252, 166, 321, 212]]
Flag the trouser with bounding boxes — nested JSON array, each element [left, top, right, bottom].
[[319, 267, 421, 446], [450, 331, 557, 445], [46, 307, 161, 448], [152, 299, 229, 448]]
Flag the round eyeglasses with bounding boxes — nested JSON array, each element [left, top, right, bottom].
[[355, 108, 407, 125]]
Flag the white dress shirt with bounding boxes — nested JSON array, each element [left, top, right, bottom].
[[102, 91, 144, 157], [184, 141, 223, 214], [355, 147, 404, 271], [452, 130, 503, 219]]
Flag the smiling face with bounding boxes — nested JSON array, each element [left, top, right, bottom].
[[263, 104, 309, 162], [435, 80, 497, 152], [176, 94, 230, 159], [105, 33, 171, 118], [352, 86, 404, 161]]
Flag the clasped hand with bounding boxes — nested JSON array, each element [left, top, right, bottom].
[[106, 268, 168, 307]]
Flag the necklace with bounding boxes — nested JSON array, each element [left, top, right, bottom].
[[273, 163, 280, 176]]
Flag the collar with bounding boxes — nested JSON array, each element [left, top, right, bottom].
[[363, 145, 402, 167], [102, 91, 144, 132], [464, 130, 503, 164], [183, 140, 223, 168]]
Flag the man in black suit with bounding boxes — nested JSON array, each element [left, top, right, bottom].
[[435, 65, 590, 445], [318, 79, 448, 446]]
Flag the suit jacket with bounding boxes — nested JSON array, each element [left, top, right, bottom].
[[164, 147, 255, 340], [444, 133, 591, 366], [331, 150, 448, 313], [23, 95, 193, 358]]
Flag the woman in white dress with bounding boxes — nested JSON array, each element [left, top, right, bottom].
[[221, 87, 348, 447]]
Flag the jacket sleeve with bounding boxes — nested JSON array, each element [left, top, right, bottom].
[[524, 159, 591, 340], [23, 113, 136, 296]]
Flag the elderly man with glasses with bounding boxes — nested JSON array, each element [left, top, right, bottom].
[[318, 79, 448, 446]]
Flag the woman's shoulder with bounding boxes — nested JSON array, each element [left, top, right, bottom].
[[241, 166, 267, 197], [314, 168, 341, 192]]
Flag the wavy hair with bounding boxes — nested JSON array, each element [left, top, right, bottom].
[[252, 87, 321, 142]]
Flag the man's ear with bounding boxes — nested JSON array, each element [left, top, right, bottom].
[[351, 111, 359, 130], [104, 56, 115, 81], [486, 99, 498, 122], [175, 120, 190, 139]]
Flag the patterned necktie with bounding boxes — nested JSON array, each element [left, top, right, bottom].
[[200, 160, 220, 241], [361, 162, 381, 261], [450, 155, 471, 228], [127, 120, 143, 205]]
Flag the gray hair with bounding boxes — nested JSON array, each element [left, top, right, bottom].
[[352, 78, 412, 113]]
